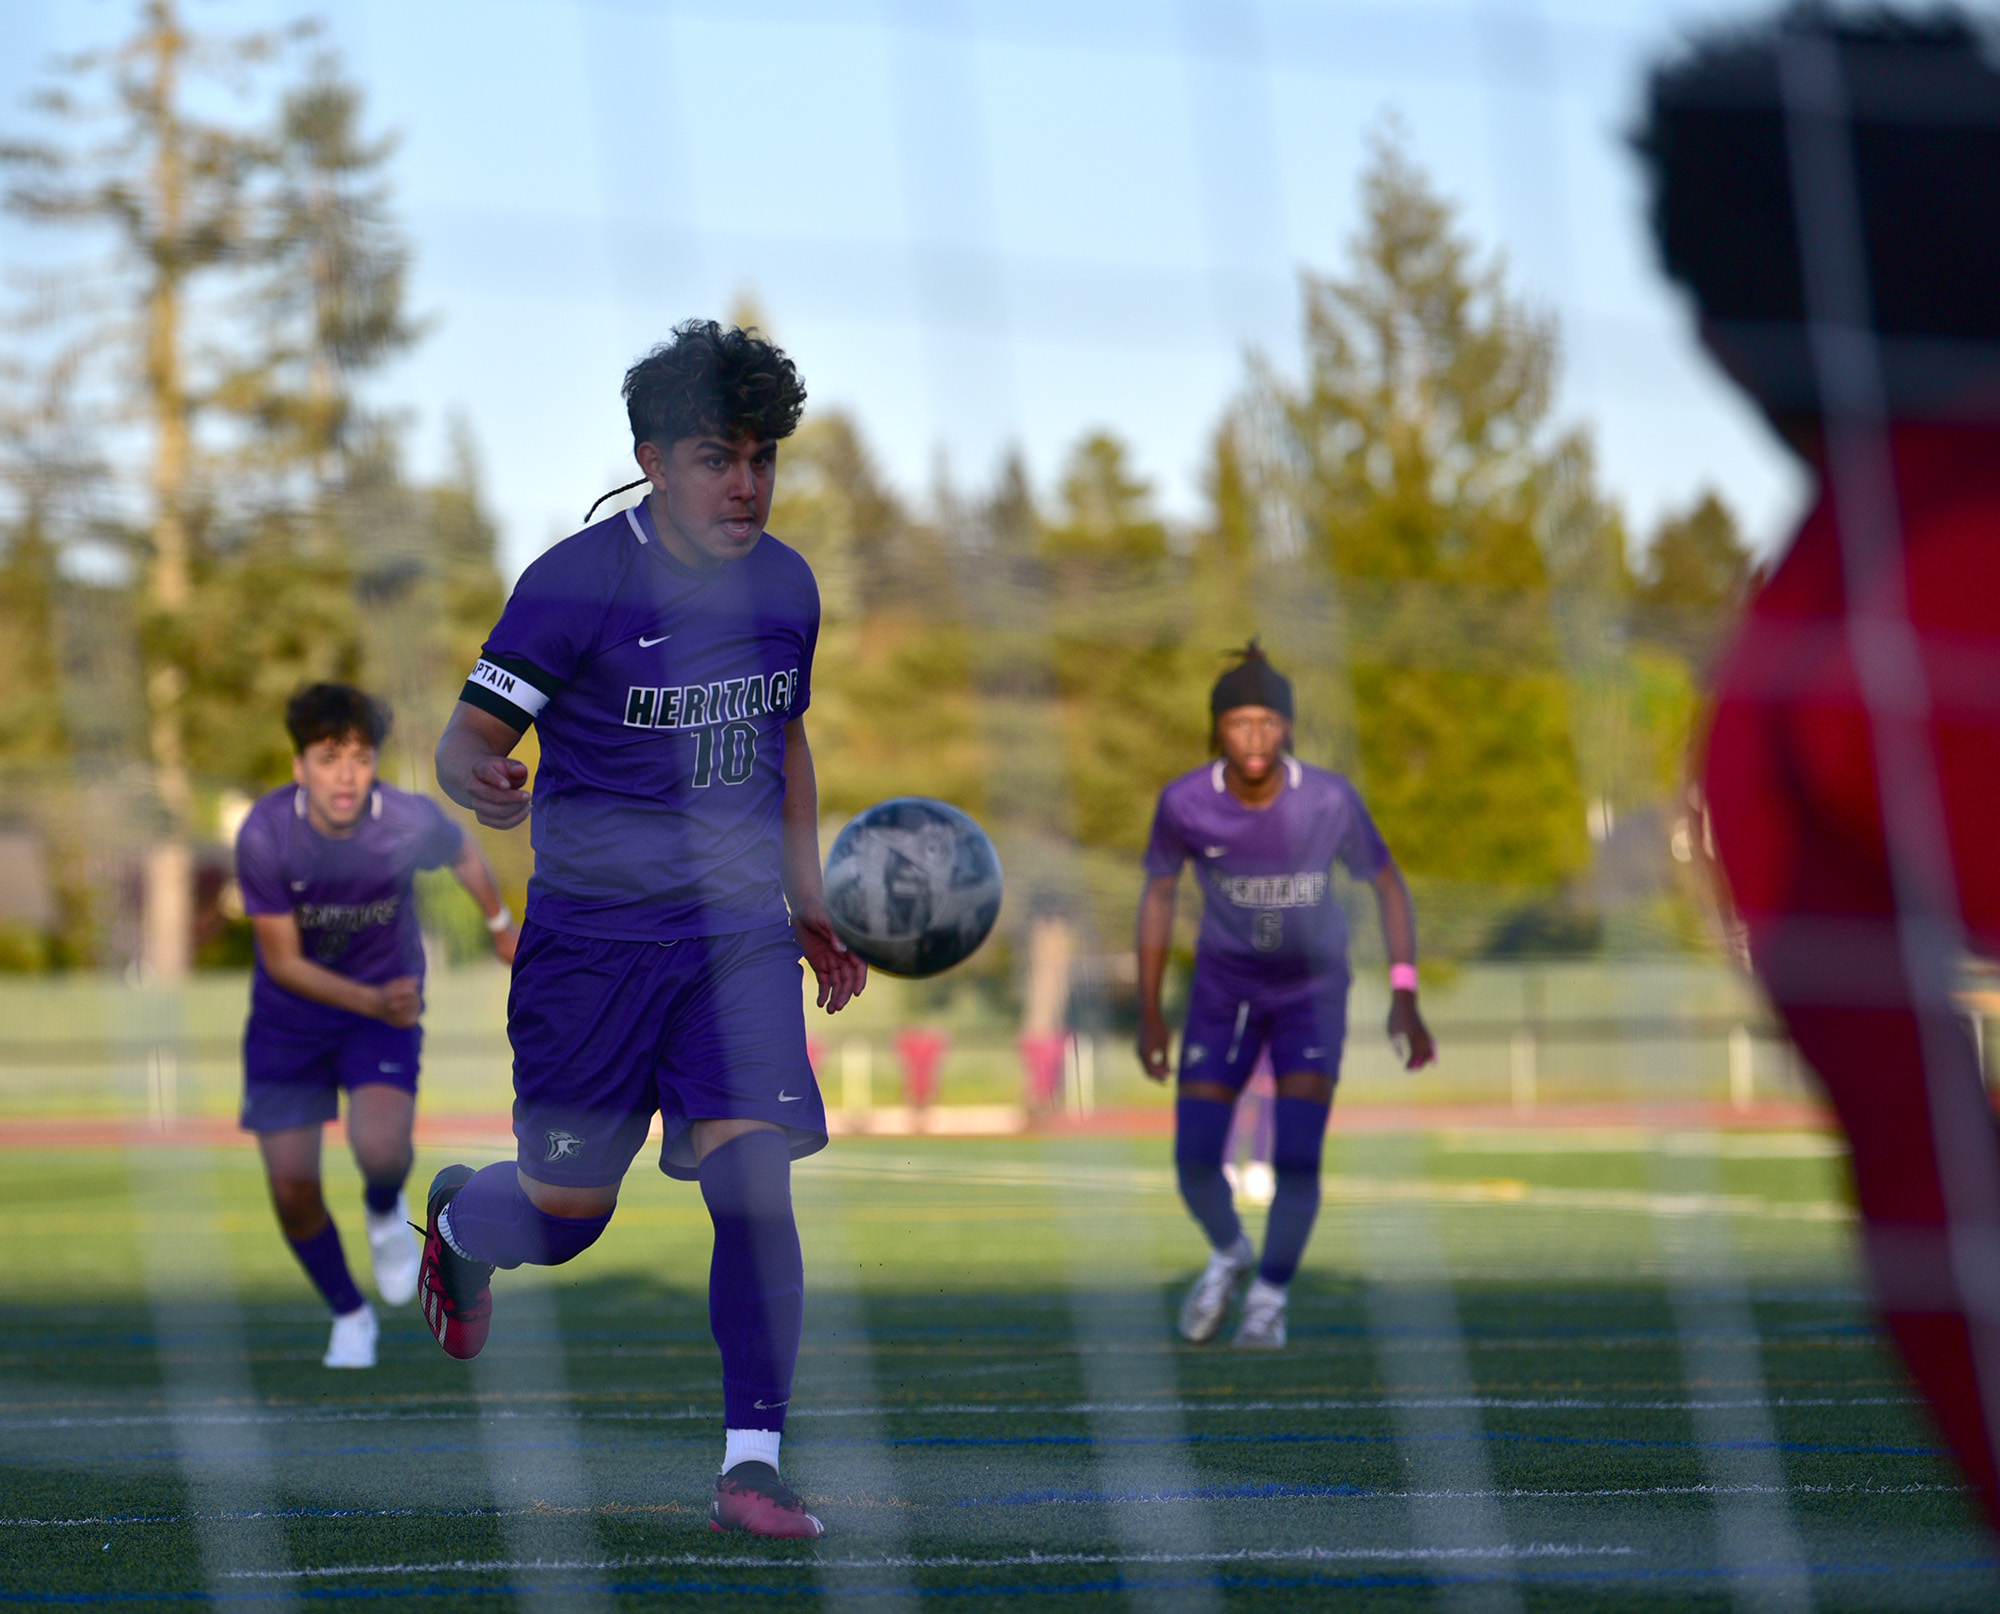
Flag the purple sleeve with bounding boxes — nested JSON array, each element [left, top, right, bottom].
[[1141, 791, 1188, 880], [414, 798, 467, 871], [235, 811, 291, 916], [1336, 785, 1392, 881], [459, 549, 599, 729], [789, 567, 819, 718]]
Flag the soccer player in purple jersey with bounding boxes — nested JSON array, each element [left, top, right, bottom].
[[1137, 646, 1435, 1348], [425, 321, 864, 1541], [236, 684, 516, 1369]]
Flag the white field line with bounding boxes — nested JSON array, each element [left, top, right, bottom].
[[0, 1394, 1919, 1433], [0, 1482, 1962, 1530], [799, 1153, 1853, 1222], [221, 1543, 1638, 1580]]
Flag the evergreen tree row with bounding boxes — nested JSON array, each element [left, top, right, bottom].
[[0, 7, 1753, 975], [0, 2, 506, 972], [773, 135, 1753, 972]]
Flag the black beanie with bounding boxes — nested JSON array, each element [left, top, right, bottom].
[[1210, 642, 1293, 722]]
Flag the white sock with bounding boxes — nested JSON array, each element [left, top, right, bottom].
[[1245, 1276, 1287, 1308], [1212, 1234, 1253, 1268], [437, 1205, 472, 1260], [723, 1428, 782, 1474]]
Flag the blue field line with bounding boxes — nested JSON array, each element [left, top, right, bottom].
[[1, 1312, 1879, 1354], [4, 1557, 1999, 1604], [62, 1423, 1947, 1467], [868, 1429, 1942, 1458], [959, 1482, 1374, 1506]]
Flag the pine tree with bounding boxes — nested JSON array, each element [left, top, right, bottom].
[[0, 2, 307, 975], [1248, 132, 1594, 902], [768, 410, 983, 821], [1, 6, 505, 969]]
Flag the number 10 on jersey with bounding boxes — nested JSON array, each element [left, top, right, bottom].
[[690, 721, 758, 788]]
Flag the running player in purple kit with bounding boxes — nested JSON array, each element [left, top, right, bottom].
[[425, 321, 864, 1541], [236, 684, 516, 1369], [1137, 645, 1435, 1348]]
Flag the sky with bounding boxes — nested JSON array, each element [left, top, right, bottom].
[[2, 0, 1812, 579]]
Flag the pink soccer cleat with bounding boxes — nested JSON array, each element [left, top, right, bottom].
[[709, 1462, 825, 1539], [417, 1165, 493, 1361]]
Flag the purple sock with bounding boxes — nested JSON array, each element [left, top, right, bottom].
[[363, 1177, 405, 1216], [699, 1130, 802, 1433], [441, 1162, 611, 1269], [1260, 1097, 1329, 1286], [288, 1220, 365, 1316], [1175, 1097, 1242, 1251]]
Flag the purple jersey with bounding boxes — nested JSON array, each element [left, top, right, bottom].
[[236, 783, 464, 1030], [1143, 757, 1390, 991], [460, 501, 818, 940]]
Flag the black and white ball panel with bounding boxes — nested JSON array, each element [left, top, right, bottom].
[[822, 797, 1002, 977]]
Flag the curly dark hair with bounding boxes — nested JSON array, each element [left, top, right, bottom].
[[622, 320, 807, 449], [1634, 5, 2000, 421], [285, 683, 391, 753]]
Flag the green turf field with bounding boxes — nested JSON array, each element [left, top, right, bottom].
[[0, 1129, 1993, 1610]]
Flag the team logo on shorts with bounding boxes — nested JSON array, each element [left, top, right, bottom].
[[1185, 1043, 1207, 1064], [544, 1130, 584, 1162]]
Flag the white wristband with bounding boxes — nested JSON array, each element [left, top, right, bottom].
[[485, 904, 513, 933]]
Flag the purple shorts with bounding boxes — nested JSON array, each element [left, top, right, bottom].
[[1178, 964, 1349, 1091], [241, 1014, 421, 1133], [507, 918, 827, 1186]]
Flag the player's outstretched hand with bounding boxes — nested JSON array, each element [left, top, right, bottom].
[[795, 902, 867, 1013], [466, 756, 532, 829], [378, 976, 423, 1029], [1388, 991, 1435, 1071], [1137, 1011, 1173, 1083]]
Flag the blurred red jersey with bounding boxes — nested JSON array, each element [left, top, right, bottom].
[[1702, 421, 2000, 1528], [1705, 423, 2000, 950]]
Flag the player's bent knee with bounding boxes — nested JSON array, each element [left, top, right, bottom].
[[532, 1206, 613, 1265], [691, 1115, 785, 1165], [268, 1177, 328, 1237], [519, 1170, 620, 1220]]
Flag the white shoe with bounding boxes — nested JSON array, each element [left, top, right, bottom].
[[1233, 1277, 1288, 1350], [324, 1302, 378, 1368], [367, 1195, 420, 1307], [1178, 1235, 1255, 1343]]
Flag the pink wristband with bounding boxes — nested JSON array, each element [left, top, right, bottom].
[[1389, 963, 1418, 993]]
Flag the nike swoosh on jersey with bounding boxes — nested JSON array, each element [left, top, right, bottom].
[[777, 1089, 803, 1103], [1204, 845, 1228, 857], [638, 632, 671, 647]]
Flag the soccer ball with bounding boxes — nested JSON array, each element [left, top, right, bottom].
[[822, 797, 1003, 977]]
